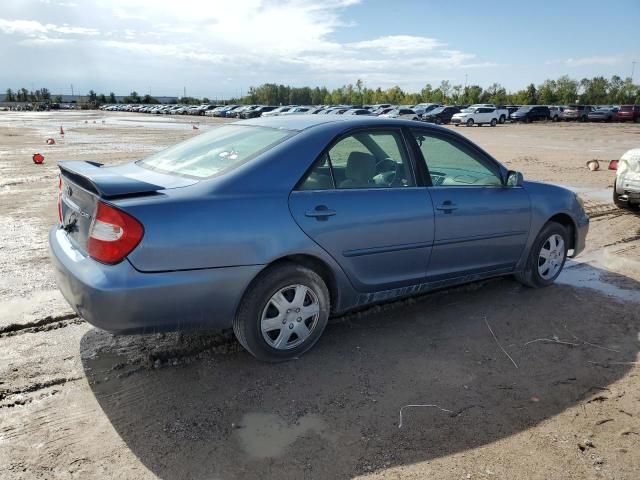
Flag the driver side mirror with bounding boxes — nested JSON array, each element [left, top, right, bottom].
[[506, 170, 524, 187]]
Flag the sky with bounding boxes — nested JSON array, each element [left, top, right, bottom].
[[0, 0, 638, 99]]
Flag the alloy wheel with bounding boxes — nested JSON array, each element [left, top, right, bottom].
[[260, 284, 320, 350], [537, 234, 565, 280]]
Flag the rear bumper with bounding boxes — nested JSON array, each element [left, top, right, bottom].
[[49, 228, 262, 334], [616, 173, 640, 204]]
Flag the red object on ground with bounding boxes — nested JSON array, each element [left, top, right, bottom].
[[33, 153, 45, 164], [46, 138, 56, 145], [60, 126, 65, 135], [608, 160, 619, 170]]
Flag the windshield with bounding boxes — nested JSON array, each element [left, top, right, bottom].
[[430, 107, 445, 114], [517, 106, 532, 112], [461, 108, 475, 113], [138, 125, 294, 179]]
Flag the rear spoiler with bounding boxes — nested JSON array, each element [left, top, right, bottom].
[[58, 161, 166, 198]]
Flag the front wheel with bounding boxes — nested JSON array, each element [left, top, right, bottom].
[[514, 222, 569, 288], [490, 118, 497, 127], [233, 263, 330, 362], [466, 118, 474, 127]]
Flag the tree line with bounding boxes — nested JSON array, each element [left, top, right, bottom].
[[4, 75, 639, 107], [241, 75, 639, 106]]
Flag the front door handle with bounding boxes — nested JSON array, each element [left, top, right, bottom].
[[305, 205, 336, 220], [436, 201, 458, 213]]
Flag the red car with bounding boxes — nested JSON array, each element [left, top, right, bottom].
[[617, 105, 640, 122]]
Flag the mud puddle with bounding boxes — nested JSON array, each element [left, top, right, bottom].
[[559, 237, 640, 302], [236, 412, 333, 459]]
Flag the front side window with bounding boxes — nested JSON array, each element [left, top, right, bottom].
[[298, 130, 416, 190], [138, 125, 294, 179], [411, 130, 503, 187]]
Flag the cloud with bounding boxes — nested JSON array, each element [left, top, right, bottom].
[[349, 35, 444, 54], [20, 36, 74, 45], [0, 18, 99, 37], [565, 55, 624, 67], [0, 0, 496, 94]]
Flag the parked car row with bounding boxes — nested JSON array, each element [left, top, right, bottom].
[[100, 102, 640, 124], [100, 103, 220, 115]]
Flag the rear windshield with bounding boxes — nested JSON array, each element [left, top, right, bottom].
[[138, 125, 294, 179]]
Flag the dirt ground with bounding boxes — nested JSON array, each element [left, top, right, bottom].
[[0, 112, 639, 480]]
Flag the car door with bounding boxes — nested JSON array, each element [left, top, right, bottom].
[[409, 128, 531, 280], [480, 107, 494, 123], [289, 128, 435, 292]]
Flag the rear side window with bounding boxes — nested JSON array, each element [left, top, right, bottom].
[[298, 130, 416, 190], [138, 125, 294, 179]]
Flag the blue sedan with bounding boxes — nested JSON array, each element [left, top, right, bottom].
[[50, 116, 589, 361]]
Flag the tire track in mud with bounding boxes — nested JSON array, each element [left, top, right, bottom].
[[581, 198, 627, 218], [0, 377, 81, 402], [0, 313, 81, 337]]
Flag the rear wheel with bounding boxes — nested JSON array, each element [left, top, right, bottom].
[[233, 263, 330, 362], [466, 118, 474, 127], [490, 118, 497, 127], [514, 222, 569, 288]]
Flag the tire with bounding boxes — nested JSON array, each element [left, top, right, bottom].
[[514, 221, 569, 288], [525, 117, 531, 124], [613, 179, 627, 209], [490, 118, 497, 127], [435, 118, 442, 125], [499, 115, 506, 124], [466, 118, 474, 127], [233, 262, 330, 362]]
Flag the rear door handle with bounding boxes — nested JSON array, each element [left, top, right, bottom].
[[305, 205, 336, 219], [436, 201, 458, 213]]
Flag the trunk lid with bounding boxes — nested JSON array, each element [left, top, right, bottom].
[[58, 161, 197, 254]]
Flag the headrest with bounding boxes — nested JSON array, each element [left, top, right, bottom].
[[345, 152, 376, 182]]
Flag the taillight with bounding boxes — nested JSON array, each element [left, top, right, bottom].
[[87, 201, 144, 264], [57, 175, 62, 223]]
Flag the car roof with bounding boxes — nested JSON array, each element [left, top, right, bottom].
[[239, 115, 435, 132]]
